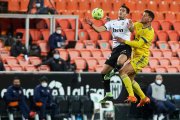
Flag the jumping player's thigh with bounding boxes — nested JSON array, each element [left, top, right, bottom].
[[117, 54, 128, 65], [128, 73, 136, 81], [101, 64, 113, 74], [119, 61, 135, 76]]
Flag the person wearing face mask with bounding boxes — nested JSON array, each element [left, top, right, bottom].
[[5, 77, 36, 120], [27, 0, 44, 13], [33, 76, 55, 120], [48, 26, 65, 54], [147, 74, 176, 120], [36, 50, 67, 71]]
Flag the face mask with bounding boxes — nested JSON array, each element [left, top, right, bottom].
[[36, 3, 41, 8], [56, 30, 61, 34], [41, 82, 48, 87], [156, 80, 162, 85], [53, 54, 60, 59]]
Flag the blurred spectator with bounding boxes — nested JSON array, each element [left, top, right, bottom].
[[33, 76, 56, 120], [0, 58, 5, 71], [10, 35, 29, 60], [48, 26, 65, 53], [4, 33, 15, 47], [36, 50, 67, 71], [27, 0, 44, 14], [4, 77, 36, 120], [29, 44, 41, 57], [147, 74, 176, 120]]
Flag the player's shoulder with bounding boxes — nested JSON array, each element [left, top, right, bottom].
[[134, 22, 142, 26]]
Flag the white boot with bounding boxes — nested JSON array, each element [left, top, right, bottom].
[[153, 114, 158, 120], [158, 114, 165, 120]]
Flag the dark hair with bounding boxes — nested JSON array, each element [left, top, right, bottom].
[[39, 76, 48, 82], [53, 49, 60, 54], [121, 4, 130, 14], [13, 77, 20, 82], [144, 10, 155, 21]]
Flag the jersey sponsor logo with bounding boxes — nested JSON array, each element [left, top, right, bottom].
[[112, 28, 123, 32], [110, 75, 123, 99]]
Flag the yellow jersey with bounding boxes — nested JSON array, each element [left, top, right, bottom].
[[125, 22, 154, 58]]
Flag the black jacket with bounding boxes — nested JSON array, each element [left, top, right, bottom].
[[10, 41, 28, 57]]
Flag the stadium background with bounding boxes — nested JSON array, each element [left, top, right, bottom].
[[0, 0, 179, 119]]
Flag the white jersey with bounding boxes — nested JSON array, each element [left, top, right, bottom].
[[105, 19, 131, 48]]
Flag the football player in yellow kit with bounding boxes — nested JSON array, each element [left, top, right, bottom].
[[116, 10, 155, 107]]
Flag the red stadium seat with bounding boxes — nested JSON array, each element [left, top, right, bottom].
[[79, 0, 90, 11], [68, 19, 82, 29], [151, 49, 163, 57], [8, 0, 19, 12], [91, 49, 102, 58], [131, 11, 142, 21], [44, 0, 55, 7], [91, 19, 104, 27], [162, 49, 173, 58], [37, 65, 50, 72], [56, 48, 69, 61], [80, 49, 92, 58], [19, 0, 30, 12], [0, 49, 10, 61], [108, 11, 118, 19], [68, 49, 80, 63], [55, 0, 66, 13], [6, 57, 18, 66], [101, 49, 111, 58], [74, 57, 87, 71], [29, 57, 42, 65], [78, 29, 89, 41], [168, 41, 179, 54], [4, 64, 11, 71], [56, 19, 71, 29], [17, 57, 30, 67], [30, 29, 41, 43], [24, 65, 37, 71], [170, 57, 180, 67], [99, 31, 112, 40], [95, 65, 103, 72], [158, 58, 170, 67], [84, 40, 97, 49], [170, 1, 179, 13], [85, 57, 98, 72], [90, 0, 101, 10], [64, 29, 75, 41], [167, 31, 179, 41], [160, 21, 172, 30], [40, 29, 50, 41], [73, 11, 85, 18], [147, 1, 158, 11], [173, 21, 180, 31], [112, 0, 123, 11], [155, 67, 167, 73], [166, 66, 178, 73], [97, 57, 106, 66], [98, 40, 111, 49], [157, 31, 168, 41], [165, 12, 176, 21], [152, 21, 161, 31], [141, 66, 152, 73], [126, 1, 136, 11], [75, 42, 85, 50], [177, 49, 180, 58], [158, 1, 169, 13], [156, 41, 169, 49], [87, 30, 100, 41], [10, 65, 23, 71], [66, 0, 78, 12], [154, 12, 165, 21], [101, 0, 112, 12], [37, 41, 49, 56], [136, 1, 146, 11], [149, 57, 159, 68]]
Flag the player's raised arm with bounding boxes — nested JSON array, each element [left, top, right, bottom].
[[84, 18, 106, 33], [128, 19, 134, 32]]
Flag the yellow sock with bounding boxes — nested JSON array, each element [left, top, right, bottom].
[[121, 74, 134, 96], [132, 80, 146, 99]]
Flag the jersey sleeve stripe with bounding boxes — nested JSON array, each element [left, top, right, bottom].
[[141, 37, 148, 43], [104, 25, 107, 30]]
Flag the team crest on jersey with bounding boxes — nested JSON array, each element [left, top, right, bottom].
[[110, 75, 122, 99]]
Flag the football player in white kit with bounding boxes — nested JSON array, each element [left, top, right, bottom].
[[85, 4, 134, 103]]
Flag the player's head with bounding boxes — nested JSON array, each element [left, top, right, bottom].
[[155, 74, 163, 85], [13, 77, 21, 88], [118, 4, 130, 19], [141, 10, 154, 24]]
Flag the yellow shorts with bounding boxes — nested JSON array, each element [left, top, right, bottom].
[[130, 55, 149, 73]]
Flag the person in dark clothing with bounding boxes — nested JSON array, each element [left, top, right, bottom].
[[48, 26, 65, 52], [5, 77, 36, 120], [10, 36, 28, 60], [36, 50, 67, 71], [33, 76, 55, 120], [27, 0, 44, 13], [147, 74, 176, 120], [29, 44, 41, 57], [0, 58, 5, 71]]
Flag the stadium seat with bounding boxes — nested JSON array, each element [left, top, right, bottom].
[[80, 49, 92, 58], [8, 0, 19, 12], [81, 19, 92, 29], [166, 66, 178, 73], [79, 0, 90, 11], [158, 1, 169, 13], [162, 49, 173, 58], [158, 58, 170, 67], [91, 19, 104, 27], [75, 42, 85, 49], [68, 19, 82, 29], [64, 29, 75, 41], [136, 0, 146, 11], [37, 65, 50, 72], [84, 40, 97, 49], [177, 49, 180, 58], [157, 31, 168, 41], [131, 11, 142, 21], [156, 41, 169, 49], [176, 13, 180, 21], [101, 0, 112, 12], [147, 1, 158, 11], [6, 57, 18, 66], [126, 1, 136, 11], [74, 57, 87, 71], [44, 0, 55, 7], [66, 0, 78, 12], [170, 57, 180, 67], [4, 64, 11, 71], [151, 49, 163, 57], [10, 65, 23, 71], [173, 21, 180, 31], [155, 67, 167, 73], [165, 12, 176, 21], [40, 29, 50, 41], [24, 65, 37, 71], [68, 49, 80, 63], [56, 48, 69, 61], [101, 49, 111, 58], [113, 0, 123, 11], [154, 12, 165, 21], [98, 40, 111, 49], [167, 31, 179, 41], [168, 41, 179, 54], [84, 10, 93, 19], [55, 0, 66, 13], [90, 0, 101, 10], [17, 57, 30, 67], [73, 11, 85, 18], [78, 29, 89, 41], [141, 66, 152, 73], [95, 65, 103, 72], [160, 21, 173, 30], [170, 1, 179, 13], [29, 57, 42, 65], [108, 11, 118, 19], [99, 31, 112, 40], [97, 57, 106, 66], [30, 29, 41, 43], [19, 0, 30, 12], [56, 19, 71, 29], [37, 41, 49, 56], [152, 21, 161, 31], [149, 57, 159, 68], [85, 57, 98, 72], [87, 30, 100, 41], [91, 49, 102, 58], [0, 49, 10, 61]]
